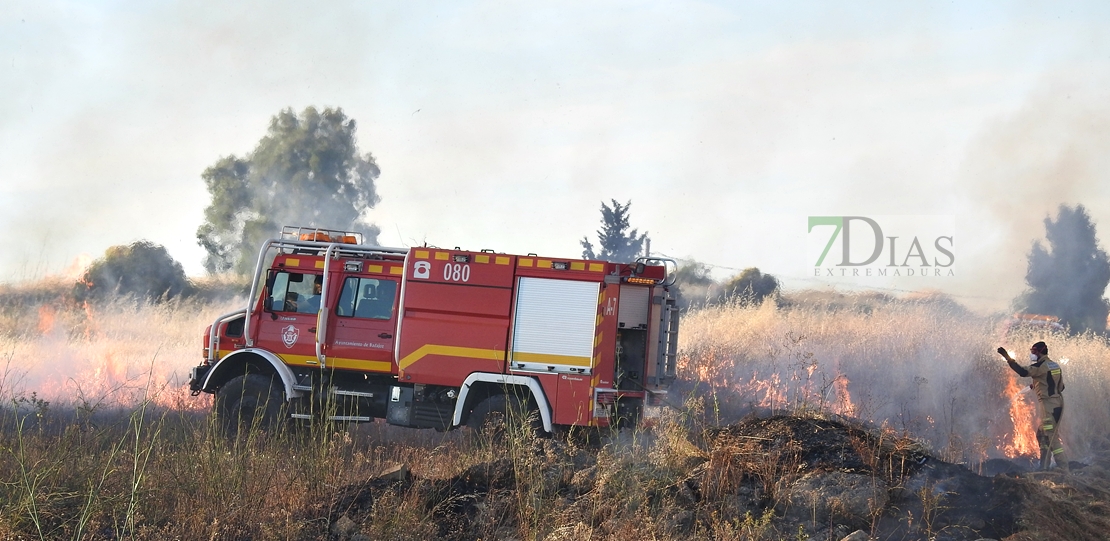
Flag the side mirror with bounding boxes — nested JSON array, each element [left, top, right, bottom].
[[263, 297, 273, 312]]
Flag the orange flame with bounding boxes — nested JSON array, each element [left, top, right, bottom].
[[746, 372, 787, 412], [61, 253, 93, 281], [680, 344, 1047, 461], [37, 305, 56, 335], [28, 302, 206, 411], [831, 375, 854, 416], [999, 375, 1038, 458]]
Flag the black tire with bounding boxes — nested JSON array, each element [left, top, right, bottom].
[[466, 393, 540, 443], [215, 374, 285, 440]]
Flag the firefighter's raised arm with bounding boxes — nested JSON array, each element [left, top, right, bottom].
[[997, 346, 1029, 377]]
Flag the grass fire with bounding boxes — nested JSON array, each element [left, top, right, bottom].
[[4, 278, 1110, 540]]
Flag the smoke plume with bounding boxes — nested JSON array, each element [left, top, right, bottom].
[[957, 74, 1110, 306]]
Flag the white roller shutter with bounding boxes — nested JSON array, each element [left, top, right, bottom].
[[511, 277, 599, 372], [618, 285, 650, 329]]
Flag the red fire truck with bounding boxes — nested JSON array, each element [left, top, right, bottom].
[[188, 226, 678, 435]]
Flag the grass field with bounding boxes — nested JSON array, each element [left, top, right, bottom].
[[679, 294, 1110, 465], [2, 281, 1109, 539]]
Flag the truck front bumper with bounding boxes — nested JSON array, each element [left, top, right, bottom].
[[188, 364, 212, 395]]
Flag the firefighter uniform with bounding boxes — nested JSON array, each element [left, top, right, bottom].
[[1006, 353, 1067, 471]]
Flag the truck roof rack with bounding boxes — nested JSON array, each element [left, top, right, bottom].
[[275, 226, 408, 258], [281, 225, 363, 245]]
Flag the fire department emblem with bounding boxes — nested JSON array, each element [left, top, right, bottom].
[[281, 325, 299, 348]]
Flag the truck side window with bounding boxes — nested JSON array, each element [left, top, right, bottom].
[[268, 272, 320, 313], [335, 277, 397, 320]]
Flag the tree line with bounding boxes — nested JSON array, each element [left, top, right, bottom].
[[72, 107, 1110, 335]]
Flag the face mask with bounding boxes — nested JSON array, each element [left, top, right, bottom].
[[1030, 353, 1040, 362]]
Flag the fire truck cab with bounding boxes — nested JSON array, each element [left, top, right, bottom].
[[188, 226, 679, 435]]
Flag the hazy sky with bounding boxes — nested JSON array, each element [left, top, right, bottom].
[[4, 1, 1110, 310]]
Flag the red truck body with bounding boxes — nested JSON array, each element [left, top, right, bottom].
[[189, 227, 678, 433]]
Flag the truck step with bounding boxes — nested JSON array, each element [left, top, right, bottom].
[[290, 413, 374, 422], [327, 415, 372, 422], [331, 388, 374, 398]]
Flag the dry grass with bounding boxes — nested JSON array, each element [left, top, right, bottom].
[[0, 289, 239, 411], [679, 295, 1110, 464], [2, 281, 1110, 539]]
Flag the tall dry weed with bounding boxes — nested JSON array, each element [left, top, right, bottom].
[[0, 293, 241, 410], [679, 296, 1110, 463]]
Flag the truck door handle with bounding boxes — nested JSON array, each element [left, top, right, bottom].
[[308, 327, 317, 334], [378, 332, 392, 339]]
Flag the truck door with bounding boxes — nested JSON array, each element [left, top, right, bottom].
[[256, 270, 324, 367], [324, 275, 398, 373]]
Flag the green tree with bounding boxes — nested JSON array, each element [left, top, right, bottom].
[[1020, 204, 1110, 334], [197, 106, 381, 274], [722, 267, 779, 306], [581, 199, 649, 262], [75, 241, 193, 302]]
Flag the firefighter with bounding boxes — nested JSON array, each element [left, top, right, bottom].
[[301, 275, 323, 314], [996, 341, 1068, 472]]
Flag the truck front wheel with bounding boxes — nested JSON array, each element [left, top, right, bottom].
[[215, 374, 284, 440]]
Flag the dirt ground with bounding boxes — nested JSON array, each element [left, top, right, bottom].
[[322, 415, 1110, 541]]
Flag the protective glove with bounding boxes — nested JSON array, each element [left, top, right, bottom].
[[996, 347, 1009, 358]]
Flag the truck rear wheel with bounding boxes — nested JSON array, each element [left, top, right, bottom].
[[466, 393, 539, 442], [215, 374, 284, 440]]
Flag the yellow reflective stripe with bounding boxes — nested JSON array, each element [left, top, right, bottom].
[[281, 353, 319, 365], [475, 254, 490, 264], [369, 264, 383, 273], [327, 357, 392, 372], [280, 353, 391, 372], [571, 261, 585, 271], [415, 250, 430, 259], [287, 258, 300, 266], [588, 263, 604, 272], [496, 256, 510, 265], [398, 345, 504, 370], [1053, 448, 1065, 455], [1042, 424, 1054, 430], [435, 252, 449, 260], [512, 351, 592, 367]]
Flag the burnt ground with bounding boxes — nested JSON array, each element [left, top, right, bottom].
[[317, 415, 1110, 541]]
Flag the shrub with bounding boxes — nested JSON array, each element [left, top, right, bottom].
[[75, 241, 193, 303]]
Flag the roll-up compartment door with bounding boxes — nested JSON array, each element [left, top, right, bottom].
[[511, 277, 599, 373], [618, 285, 649, 329]]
